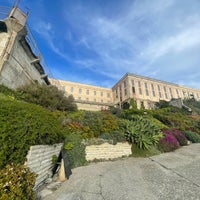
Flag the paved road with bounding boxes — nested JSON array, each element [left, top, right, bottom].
[[43, 144, 200, 200]]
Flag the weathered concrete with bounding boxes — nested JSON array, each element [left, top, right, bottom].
[[42, 144, 200, 200], [0, 7, 49, 89]]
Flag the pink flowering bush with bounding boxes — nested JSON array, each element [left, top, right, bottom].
[[170, 129, 188, 146], [158, 129, 180, 152]]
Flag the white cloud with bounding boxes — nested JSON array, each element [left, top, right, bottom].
[[29, 0, 200, 89]]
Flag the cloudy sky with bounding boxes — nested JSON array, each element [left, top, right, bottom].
[[2, 0, 200, 89]]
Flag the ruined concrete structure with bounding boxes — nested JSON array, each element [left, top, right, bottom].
[[0, 6, 49, 89]]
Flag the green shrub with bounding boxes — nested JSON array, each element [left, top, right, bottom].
[[63, 131, 86, 168], [183, 99, 200, 115], [64, 110, 119, 138], [17, 83, 77, 111], [109, 106, 125, 118], [0, 96, 64, 168], [131, 144, 161, 157], [52, 155, 58, 165], [124, 116, 163, 150], [0, 164, 36, 200], [0, 85, 17, 97], [150, 107, 199, 132], [183, 131, 200, 143], [99, 131, 126, 144]]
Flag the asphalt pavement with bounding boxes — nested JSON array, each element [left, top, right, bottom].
[[41, 144, 200, 200]]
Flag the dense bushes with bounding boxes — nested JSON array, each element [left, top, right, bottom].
[[0, 94, 64, 168], [183, 99, 200, 115], [63, 132, 86, 168], [158, 129, 180, 152], [171, 129, 188, 146], [0, 83, 77, 112], [64, 110, 119, 138], [183, 131, 200, 143], [150, 107, 199, 133], [0, 164, 36, 200], [158, 129, 187, 152], [124, 116, 163, 150], [17, 83, 77, 111]]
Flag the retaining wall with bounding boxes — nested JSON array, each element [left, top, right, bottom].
[[85, 142, 132, 161], [26, 143, 63, 189]]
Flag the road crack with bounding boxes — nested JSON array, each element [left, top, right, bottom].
[[148, 157, 200, 188]]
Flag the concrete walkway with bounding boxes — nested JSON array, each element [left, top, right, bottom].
[[42, 144, 200, 200]]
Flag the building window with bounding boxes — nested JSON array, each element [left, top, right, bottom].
[[119, 85, 122, 91], [145, 82, 149, 96], [94, 91, 96, 95], [151, 83, 155, 97], [94, 98, 96, 102], [138, 81, 142, 95], [101, 99, 103, 103], [107, 93, 110, 98], [86, 89, 89, 95], [158, 85, 162, 98], [86, 97, 89, 101], [163, 86, 168, 99], [132, 80, 135, 94], [78, 97, 81, 100], [116, 89, 118, 98], [79, 88, 82, 94], [101, 91, 103, 96], [124, 88, 127, 96], [70, 87, 74, 92], [124, 80, 127, 88]]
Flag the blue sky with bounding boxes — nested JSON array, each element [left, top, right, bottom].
[[2, 0, 200, 89]]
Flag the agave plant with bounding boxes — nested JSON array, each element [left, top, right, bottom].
[[124, 116, 163, 150]]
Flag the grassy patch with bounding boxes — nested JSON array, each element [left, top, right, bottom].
[[131, 144, 161, 157]]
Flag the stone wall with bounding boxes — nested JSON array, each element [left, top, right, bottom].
[[26, 143, 63, 189], [85, 142, 132, 161]]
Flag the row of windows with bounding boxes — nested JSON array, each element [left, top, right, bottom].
[[62, 86, 111, 98], [76, 97, 111, 103], [115, 79, 200, 100]]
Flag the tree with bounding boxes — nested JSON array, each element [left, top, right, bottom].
[[17, 82, 77, 111]]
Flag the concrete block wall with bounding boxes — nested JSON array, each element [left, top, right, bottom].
[[26, 143, 63, 189], [86, 142, 132, 161]]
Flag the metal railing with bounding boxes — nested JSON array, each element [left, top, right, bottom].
[[25, 24, 53, 78], [0, 4, 53, 78]]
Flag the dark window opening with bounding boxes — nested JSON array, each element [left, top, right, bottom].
[[0, 21, 8, 32]]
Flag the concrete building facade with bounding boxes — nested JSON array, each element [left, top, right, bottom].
[[0, 6, 49, 89], [50, 78, 113, 111], [112, 73, 200, 109], [51, 73, 200, 111]]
